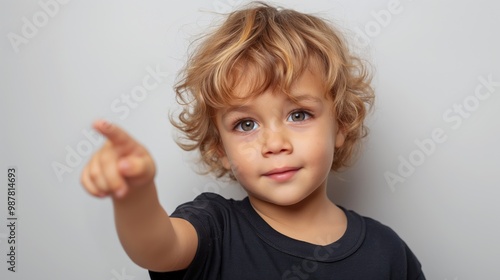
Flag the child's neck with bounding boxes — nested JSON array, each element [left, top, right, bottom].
[[248, 184, 347, 245]]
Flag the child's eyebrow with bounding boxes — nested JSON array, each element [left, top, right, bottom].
[[220, 105, 254, 119], [291, 94, 322, 104]]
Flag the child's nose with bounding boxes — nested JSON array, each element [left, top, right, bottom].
[[260, 126, 293, 156]]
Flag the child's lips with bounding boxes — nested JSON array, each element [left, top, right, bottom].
[[263, 167, 301, 182]]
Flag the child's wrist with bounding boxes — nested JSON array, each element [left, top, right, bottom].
[[111, 181, 157, 204]]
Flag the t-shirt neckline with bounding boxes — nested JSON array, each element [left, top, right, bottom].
[[238, 196, 366, 262]]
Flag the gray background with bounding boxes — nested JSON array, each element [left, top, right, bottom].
[[1, 0, 499, 279]]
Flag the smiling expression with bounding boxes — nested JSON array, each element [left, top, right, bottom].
[[216, 61, 345, 207]]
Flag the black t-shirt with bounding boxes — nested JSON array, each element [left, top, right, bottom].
[[149, 192, 425, 279]]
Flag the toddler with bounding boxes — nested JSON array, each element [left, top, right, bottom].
[[81, 2, 425, 279]]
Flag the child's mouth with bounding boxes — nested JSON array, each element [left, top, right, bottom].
[[263, 167, 301, 182]]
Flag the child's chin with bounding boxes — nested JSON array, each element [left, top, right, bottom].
[[265, 193, 311, 207]]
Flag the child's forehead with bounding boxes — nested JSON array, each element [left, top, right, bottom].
[[217, 85, 327, 114]]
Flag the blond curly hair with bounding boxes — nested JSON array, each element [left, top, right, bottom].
[[171, 2, 374, 179]]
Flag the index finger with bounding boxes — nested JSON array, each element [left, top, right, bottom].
[[93, 119, 136, 151]]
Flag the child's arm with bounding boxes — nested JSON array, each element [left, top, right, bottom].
[[80, 120, 197, 272]]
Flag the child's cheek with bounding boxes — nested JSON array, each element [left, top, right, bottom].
[[236, 139, 260, 161], [230, 131, 262, 161]]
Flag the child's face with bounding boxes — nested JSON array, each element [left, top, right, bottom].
[[215, 62, 345, 206]]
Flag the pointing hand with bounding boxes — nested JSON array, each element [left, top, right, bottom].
[[80, 120, 156, 199]]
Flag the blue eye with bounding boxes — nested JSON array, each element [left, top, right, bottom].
[[287, 111, 311, 122], [235, 120, 258, 132]]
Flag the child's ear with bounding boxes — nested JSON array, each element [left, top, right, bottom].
[[335, 126, 346, 148]]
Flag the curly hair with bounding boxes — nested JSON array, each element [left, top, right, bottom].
[[170, 2, 374, 179]]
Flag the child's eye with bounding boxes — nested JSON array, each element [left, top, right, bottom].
[[235, 120, 259, 132], [287, 111, 311, 122]]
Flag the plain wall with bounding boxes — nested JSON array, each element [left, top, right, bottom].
[[1, 0, 499, 279]]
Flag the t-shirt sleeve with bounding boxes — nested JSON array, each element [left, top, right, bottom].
[[404, 241, 426, 280], [149, 193, 228, 280], [362, 215, 426, 280]]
